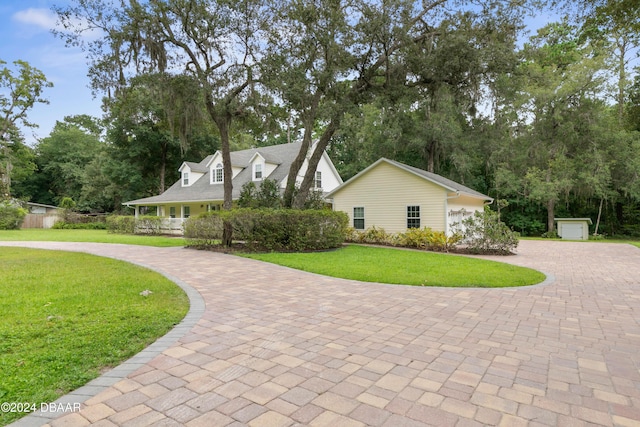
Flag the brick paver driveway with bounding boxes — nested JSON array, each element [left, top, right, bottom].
[[3, 240, 640, 426]]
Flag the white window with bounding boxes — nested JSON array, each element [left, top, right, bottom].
[[214, 163, 223, 183], [183, 206, 190, 218], [254, 163, 263, 181], [407, 205, 420, 228], [182, 172, 189, 186], [353, 207, 365, 230], [169, 207, 176, 218], [314, 171, 322, 189]]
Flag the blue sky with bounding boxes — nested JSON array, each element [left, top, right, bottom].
[[1, 0, 102, 145]]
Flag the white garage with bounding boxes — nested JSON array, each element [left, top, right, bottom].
[[555, 218, 592, 240]]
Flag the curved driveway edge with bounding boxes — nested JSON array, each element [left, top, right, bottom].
[[1, 242, 206, 427], [2, 240, 640, 427]]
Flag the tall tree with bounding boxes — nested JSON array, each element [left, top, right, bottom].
[[499, 22, 611, 232], [56, 0, 269, 203], [34, 116, 105, 209], [0, 59, 52, 196]]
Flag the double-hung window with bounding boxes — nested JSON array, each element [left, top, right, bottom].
[[183, 206, 191, 219], [169, 207, 176, 219], [353, 207, 365, 230], [254, 163, 263, 181], [314, 171, 322, 189], [182, 172, 189, 186], [407, 205, 420, 228], [214, 163, 223, 183]]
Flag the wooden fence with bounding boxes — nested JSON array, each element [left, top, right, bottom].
[[22, 214, 60, 229]]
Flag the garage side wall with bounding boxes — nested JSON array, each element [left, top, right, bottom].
[[332, 162, 447, 234]]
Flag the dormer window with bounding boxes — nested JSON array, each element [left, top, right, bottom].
[[182, 172, 189, 186], [214, 163, 223, 183], [254, 163, 263, 181]]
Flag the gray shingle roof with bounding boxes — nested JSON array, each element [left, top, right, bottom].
[[125, 142, 304, 205], [327, 158, 493, 201]]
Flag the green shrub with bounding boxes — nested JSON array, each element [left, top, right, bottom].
[[184, 209, 349, 251], [183, 212, 224, 246], [0, 200, 28, 230], [106, 215, 136, 234], [135, 215, 163, 235], [399, 227, 462, 252], [52, 221, 107, 230], [460, 208, 519, 254], [346, 226, 398, 245]]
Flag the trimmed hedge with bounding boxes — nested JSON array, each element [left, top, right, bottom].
[[106, 215, 136, 234], [52, 221, 107, 230], [184, 208, 349, 251], [106, 215, 164, 235]]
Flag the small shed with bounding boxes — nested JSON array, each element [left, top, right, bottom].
[[554, 218, 592, 240]]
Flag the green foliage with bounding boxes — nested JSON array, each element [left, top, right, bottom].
[[135, 215, 163, 235], [347, 226, 462, 252], [183, 213, 223, 247], [184, 209, 349, 251], [58, 197, 76, 210], [106, 215, 164, 235], [106, 215, 136, 234], [51, 221, 107, 230], [461, 208, 520, 254], [238, 179, 282, 209], [0, 199, 27, 230]]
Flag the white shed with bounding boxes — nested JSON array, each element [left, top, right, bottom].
[[555, 218, 592, 240]]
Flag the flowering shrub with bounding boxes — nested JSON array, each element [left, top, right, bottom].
[[460, 208, 519, 254]]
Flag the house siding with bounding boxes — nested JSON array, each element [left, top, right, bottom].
[[447, 195, 488, 234], [332, 162, 447, 233]]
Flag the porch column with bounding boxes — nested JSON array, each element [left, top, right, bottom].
[[134, 205, 139, 219]]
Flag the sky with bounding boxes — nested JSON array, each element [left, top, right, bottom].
[[0, 0, 102, 145], [0, 0, 560, 147]]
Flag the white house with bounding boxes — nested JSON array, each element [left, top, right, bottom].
[[124, 141, 343, 230], [327, 158, 493, 234]]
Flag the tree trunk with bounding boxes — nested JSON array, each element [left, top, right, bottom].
[[283, 94, 320, 208], [159, 144, 167, 193], [547, 198, 555, 234], [292, 116, 341, 209], [594, 198, 604, 235]]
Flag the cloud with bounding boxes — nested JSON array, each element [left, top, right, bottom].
[[12, 8, 58, 31]]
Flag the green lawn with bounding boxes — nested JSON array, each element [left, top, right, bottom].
[[242, 244, 546, 288], [0, 229, 185, 247], [0, 248, 189, 426]]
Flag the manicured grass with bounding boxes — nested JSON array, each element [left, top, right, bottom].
[[0, 229, 185, 247], [0, 248, 189, 426], [242, 244, 546, 288]]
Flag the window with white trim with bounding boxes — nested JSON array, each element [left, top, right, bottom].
[[314, 171, 322, 189], [182, 172, 189, 186], [254, 163, 263, 181], [214, 163, 223, 183], [169, 207, 176, 218], [353, 207, 365, 230], [407, 205, 420, 228], [183, 206, 190, 218]]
